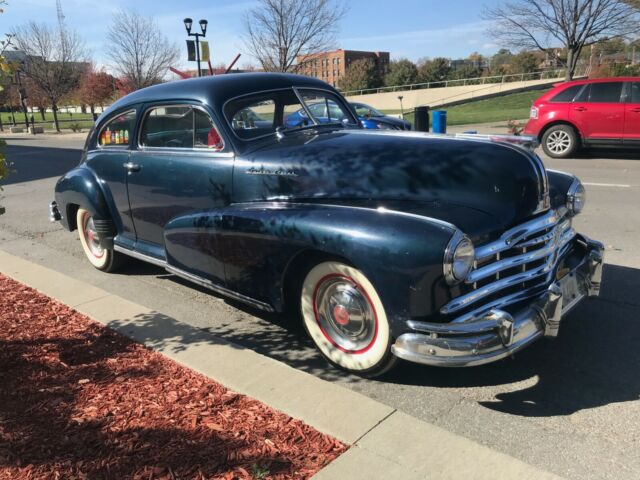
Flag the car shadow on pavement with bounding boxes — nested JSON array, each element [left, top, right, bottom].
[[1, 145, 82, 185], [567, 147, 640, 160], [382, 263, 640, 417], [114, 259, 640, 417]]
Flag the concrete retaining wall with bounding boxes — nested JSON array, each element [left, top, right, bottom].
[[345, 77, 563, 111]]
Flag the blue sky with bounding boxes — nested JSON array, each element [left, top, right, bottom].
[[0, 0, 502, 71]]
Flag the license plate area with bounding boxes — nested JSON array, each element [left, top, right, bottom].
[[559, 271, 584, 315]]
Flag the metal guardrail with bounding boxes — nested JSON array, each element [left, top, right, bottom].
[[341, 68, 585, 97]]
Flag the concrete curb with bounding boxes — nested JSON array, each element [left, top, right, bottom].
[[0, 249, 563, 479]]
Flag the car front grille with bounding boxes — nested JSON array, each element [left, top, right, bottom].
[[441, 210, 575, 319]]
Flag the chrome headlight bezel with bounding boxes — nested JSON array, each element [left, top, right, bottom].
[[444, 231, 475, 285], [566, 179, 586, 217]]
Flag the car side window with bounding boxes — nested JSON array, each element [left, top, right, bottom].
[[587, 82, 623, 103], [550, 84, 583, 103], [98, 110, 136, 147], [140, 105, 224, 151], [631, 82, 640, 104], [230, 100, 276, 140]]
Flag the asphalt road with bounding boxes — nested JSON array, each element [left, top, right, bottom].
[[1, 133, 639, 479]]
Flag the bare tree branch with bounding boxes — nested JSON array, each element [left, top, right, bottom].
[[11, 21, 87, 131], [243, 0, 347, 72], [106, 10, 180, 91], [484, 0, 640, 80]]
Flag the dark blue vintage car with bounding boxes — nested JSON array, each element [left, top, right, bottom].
[[50, 73, 604, 377]]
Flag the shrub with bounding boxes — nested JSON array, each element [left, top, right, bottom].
[[69, 122, 81, 132]]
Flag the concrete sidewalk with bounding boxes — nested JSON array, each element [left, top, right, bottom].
[[0, 249, 562, 479]]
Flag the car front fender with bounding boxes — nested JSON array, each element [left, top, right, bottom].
[[164, 202, 457, 331]]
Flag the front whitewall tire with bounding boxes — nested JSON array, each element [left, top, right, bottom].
[[301, 261, 395, 375]]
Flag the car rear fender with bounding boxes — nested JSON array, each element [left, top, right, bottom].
[[53, 166, 112, 233], [163, 202, 457, 329]]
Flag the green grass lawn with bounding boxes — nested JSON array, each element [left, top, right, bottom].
[[1, 111, 95, 131], [383, 88, 550, 126]]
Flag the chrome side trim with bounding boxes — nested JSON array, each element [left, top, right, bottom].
[[114, 244, 167, 268], [165, 264, 275, 313]]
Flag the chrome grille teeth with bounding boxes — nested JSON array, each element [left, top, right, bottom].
[[441, 211, 575, 316]]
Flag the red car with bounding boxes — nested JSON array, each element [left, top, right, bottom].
[[524, 77, 640, 158]]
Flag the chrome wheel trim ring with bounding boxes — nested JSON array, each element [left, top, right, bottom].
[[82, 211, 104, 259], [313, 274, 378, 353], [546, 130, 571, 154]]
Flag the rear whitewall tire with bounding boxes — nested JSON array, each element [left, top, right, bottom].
[[301, 261, 397, 376], [76, 208, 122, 272]]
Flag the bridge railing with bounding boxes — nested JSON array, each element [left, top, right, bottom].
[[341, 68, 589, 97]]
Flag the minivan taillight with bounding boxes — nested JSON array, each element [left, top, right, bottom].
[[530, 106, 539, 119]]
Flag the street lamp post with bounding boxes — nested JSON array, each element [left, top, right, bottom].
[[397, 95, 404, 118], [183, 17, 208, 77]]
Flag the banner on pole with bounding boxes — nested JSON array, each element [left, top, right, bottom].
[[186, 40, 196, 61], [200, 41, 210, 62]]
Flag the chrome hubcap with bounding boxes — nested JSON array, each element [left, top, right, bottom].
[[546, 130, 571, 154], [83, 213, 104, 258], [314, 275, 377, 352]]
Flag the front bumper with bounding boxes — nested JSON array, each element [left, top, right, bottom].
[[391, 236, 604, 367]]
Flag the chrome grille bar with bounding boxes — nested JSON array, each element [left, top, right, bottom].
[[441, 212, 575, 315]]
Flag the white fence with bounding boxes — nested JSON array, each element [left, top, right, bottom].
[[342, 68, 591, 97]]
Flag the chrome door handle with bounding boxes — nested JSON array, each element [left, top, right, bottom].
[[123, 162, 141, 173], [573, 106, 587, 112]]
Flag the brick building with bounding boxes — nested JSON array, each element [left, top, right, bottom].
[[296, 49, 390, 87]]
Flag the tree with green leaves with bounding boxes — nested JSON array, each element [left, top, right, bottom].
[[338, 58, 382, 92], [0, 0, 10, 215], [485, 0, 640, 80], [509, 51, 540, 74], [384, 59, 418, 87], [417, 57, 451, 84]]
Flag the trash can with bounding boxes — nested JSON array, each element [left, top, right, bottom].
[[414, 106, 430, 132], [432, 110, 447, 134]]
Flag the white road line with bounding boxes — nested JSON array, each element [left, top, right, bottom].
[[583, 182, 632, 188]]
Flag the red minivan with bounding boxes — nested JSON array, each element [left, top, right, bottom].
[[524, 77, 640, 158]]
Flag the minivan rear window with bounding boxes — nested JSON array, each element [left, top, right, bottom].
[[550, 84, 582, 103]]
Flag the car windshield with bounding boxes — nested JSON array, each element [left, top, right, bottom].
[[225, 88, 358, 140], [352, 103, 384, 117]]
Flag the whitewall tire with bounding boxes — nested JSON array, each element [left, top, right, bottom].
[[301, 261, 397, 376], [76, 208, 122, 272]]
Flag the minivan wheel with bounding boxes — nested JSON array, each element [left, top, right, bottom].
[[300, 261, 398, 378], [541, 125, 579, 158]]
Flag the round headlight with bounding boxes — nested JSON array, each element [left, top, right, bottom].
[[567, 180, 586, 216], [444, 232, 475, 285]]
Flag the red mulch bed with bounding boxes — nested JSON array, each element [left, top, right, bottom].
[[0, 274, 347, 479]]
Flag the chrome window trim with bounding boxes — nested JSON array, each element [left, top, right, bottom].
[[136, 103, 227, 153], [96, 108, 137, 150], [222, 86, 358, 142]]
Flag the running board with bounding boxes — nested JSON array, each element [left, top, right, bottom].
[[165, 264, 275, 313], [113, 244, 275, 313]]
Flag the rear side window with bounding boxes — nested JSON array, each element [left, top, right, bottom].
[[98, 110, 136, 147], [631, 82, 640, 103], [140, 105, 224, 151], [588, 82, 623, 103], [550, 84, 582, 103]]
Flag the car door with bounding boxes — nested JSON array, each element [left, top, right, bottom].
[[125, 103, 232, 283], [570, 81, 625, 142], [624, 81, 640, 143], [84, 108, 138, 248]]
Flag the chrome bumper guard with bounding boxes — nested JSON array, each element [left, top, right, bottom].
[[391, 237, 604, 367], [49, 201, 61, 222]]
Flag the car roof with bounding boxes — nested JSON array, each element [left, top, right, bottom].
[[103, 73, 333, 117], [553, 76, 640, 88]]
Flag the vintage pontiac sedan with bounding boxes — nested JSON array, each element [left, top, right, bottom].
[[50, 73, 604, 377]]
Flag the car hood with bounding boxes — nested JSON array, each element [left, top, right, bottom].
[[233, 129, 548, 242]]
